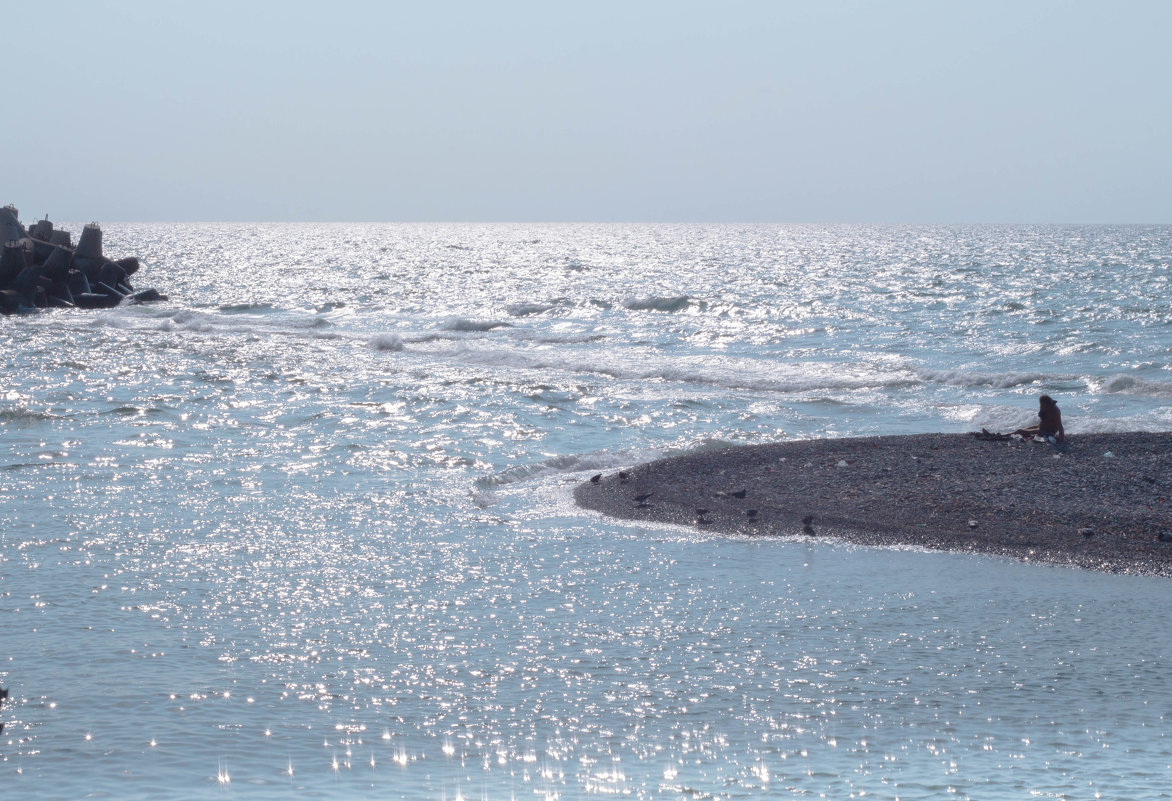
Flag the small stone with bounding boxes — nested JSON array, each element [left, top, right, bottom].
[[1078, 528, 1094, 538], [836, 460, 848, 468], [1104, 451, 1114, 459], [968, 520, 978, 529]]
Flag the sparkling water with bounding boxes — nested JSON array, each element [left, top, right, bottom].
[[2, 224, 1170, 799]]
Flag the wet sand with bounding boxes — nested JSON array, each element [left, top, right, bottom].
[[574, 432, 1172, 577]]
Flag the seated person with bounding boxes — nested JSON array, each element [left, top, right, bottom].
[[1010, 394, 1065, 443]]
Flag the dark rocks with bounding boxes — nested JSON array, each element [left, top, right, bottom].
[[127, 288, 164, 304], [0, 205, 166, 314]]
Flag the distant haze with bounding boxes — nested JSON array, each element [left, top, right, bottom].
[[7, 0, 1170, 223]]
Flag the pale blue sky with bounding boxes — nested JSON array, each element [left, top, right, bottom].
[[6, 1, 1170, 222]]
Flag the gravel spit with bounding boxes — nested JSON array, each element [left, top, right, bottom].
[[574, 432, 1172, 577]]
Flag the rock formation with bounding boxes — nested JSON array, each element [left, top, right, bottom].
[[0, 204, 166, 314]]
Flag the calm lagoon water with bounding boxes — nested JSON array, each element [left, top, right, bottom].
[[2, 224, 1170, 799]]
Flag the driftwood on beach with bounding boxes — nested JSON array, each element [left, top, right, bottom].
[[575, 432, 1172, 577], [0, 204, 165, 313]]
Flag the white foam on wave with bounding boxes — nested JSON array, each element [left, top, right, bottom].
[[1067, 411, 1172, 433], [217, 302, 278, 314], [440, 317, 513, 332], [964, 404, 1039, 432], [95, 306, 338, 338], [506, 301, 559, 317], [369, 333, 404, 352], [621, 295, 697, 313], [439, 343, 916, 394], [916, 367, 1066, 389], [1094, 373, 1172, 397]]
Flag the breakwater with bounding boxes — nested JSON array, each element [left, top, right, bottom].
[[0, 204, 164, 313]]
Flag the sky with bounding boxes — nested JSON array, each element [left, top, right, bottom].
[[5, 0, 1170, 222]]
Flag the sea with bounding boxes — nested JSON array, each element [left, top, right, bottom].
[[2, 223, 1170, 800]]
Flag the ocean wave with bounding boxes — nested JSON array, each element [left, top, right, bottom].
[[506, 302, 559, 317], [622, 295, 698, 313], [449, 346, 915, 394], [123, 307, 335, 336], [645, 364, 915, 393], [218, 302, 278, 314], [916, 368, 1061, 389], [288, 316, 334, 330], [440, 317, 513, 332], [531, 333, 608, 345], [1068, 411, 1172, 433], [369, 333, 405, 352], [0, 407, 56, 424], [1095, 374, 1172, 397], [165, 309, 221, 332]]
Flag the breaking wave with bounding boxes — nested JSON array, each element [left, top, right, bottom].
[[440, 317, 513, 332], [1096, 374, 1172, 397], [622, 295, 698, 313], [445, 344, 915, 394], [369, 333, 405, 352], [916, 368, 1064, 389], [506, 302, 560, 317]]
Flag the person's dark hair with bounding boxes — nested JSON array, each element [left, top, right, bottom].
[[1039, 394, 1055, 406]]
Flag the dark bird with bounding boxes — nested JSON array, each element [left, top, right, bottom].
[[618, 471, 630, 482], [590, 473, 602, 484], [1078, 527, 1094, 538], [802, 514, 816, 536], [746, 509, 758, 518], [728, 489, 747, 499], [695, 508, 710, 516], [633, 492, 654, 507], [1159, 533, 1172, 543]]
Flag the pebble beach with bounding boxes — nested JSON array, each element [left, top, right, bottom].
[[575, 432, 1172, 577]]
